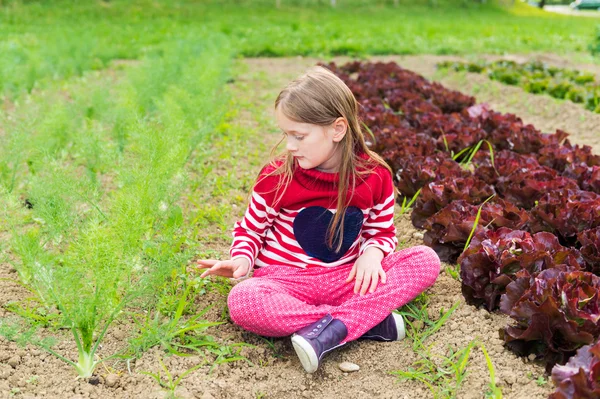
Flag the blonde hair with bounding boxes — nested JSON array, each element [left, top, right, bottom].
[[258, 64, 394, 253]]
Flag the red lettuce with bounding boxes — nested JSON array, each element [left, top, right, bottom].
[[538, 141, 600, 173], [409, 112, 487, 154], [495, 167, 579, 210], [458, 228, 584, 311], [500, 269, 600, 370], [530, 190, 600, 244], [473, 149, 540, 185], [578, 227, 600, 275], [378, 132, 438, 163], [422, 199, 530, 263], [550, 340, 600, 399], [563, 164, 600, 194], [393, 153, 468, 199], [411, 176, 496, 229], [325, 61, 475, 113]]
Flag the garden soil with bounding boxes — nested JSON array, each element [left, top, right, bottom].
[[1, 54, 599, 399]]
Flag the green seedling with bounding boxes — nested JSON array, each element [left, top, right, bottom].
[[480, 342, 502, 399], [400, 188, 422, 216], [391, 339, 476, 399], [398, 294, 460, 351], [444, 263, 461, 282], [142, 356, 206, 399], [25, 375, 39, 385], [536, 376, 548, 386], [463, 194, 496, 252]]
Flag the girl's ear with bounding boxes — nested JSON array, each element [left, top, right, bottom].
[[331, 117, 348, 142]]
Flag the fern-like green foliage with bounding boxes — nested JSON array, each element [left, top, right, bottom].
[[0, 33, 233, 377]]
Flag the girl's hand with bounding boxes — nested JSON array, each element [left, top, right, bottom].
[[197, 258, 250, 279], [345, 248, 386, 295]]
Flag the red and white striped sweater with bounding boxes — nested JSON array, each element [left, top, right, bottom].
[[229, 153, 398, 273]]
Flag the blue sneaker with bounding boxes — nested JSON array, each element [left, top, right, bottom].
[[359, 312, 406, 342], [291, 314, 348, 373]]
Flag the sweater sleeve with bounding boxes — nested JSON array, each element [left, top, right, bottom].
[[229, 165, 281, 277], [358, 167, 398, 257]]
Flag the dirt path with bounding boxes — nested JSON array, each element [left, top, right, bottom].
[[2, 54, 599, 399]]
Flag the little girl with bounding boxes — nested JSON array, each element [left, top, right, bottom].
[[197, 65, 441, 374]]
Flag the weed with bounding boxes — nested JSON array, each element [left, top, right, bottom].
[[391, 339, 476, 398], [444, 263, 461, 282], [463, 194, 496, 252], [398, 294, 460, 351], [480, 342, 502, 399], [25, 375, 39, 385], [142, 356, 206, 399], [399, 188, 422, 216]]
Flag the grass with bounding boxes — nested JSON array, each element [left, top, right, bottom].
[[0, 0, 599, 99], [396, 295, 502, 398], [141, 357, 207, 399]]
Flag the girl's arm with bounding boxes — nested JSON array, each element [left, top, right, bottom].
[[197, 166, 281, 280], [229, 167, 281, 278], [358, 168, 398, 257]]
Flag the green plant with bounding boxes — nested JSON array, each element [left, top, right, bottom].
[[399, 188, 422, 215], [480, 342, 502, 399], [391, 339, 476, 398], [589, 24, 600, 56], [444, 263, 461, 281], [398, 294, 460, 351], [0, 35, 234, 378], [123, 273, 225, 359], [142, 356, 206, 399], [463, 194, 496, 252]]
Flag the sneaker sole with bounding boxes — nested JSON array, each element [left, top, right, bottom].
[[393, 313, 406, 341], [291, 334, 319, 373]]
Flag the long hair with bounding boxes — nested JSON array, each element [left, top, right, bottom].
[[258, 65, 394, 253]]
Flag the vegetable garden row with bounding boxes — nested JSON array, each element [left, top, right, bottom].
[[438, 60, 600, 114], [326, 61, 600, 399]]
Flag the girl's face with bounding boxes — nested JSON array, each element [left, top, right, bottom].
[[276, 107, 347, 173]]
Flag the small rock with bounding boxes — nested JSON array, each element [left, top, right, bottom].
[[338, 362, 360, 372], [105, 374, 119, 388], [528, 353, 536, 362], [7, 356, 20, 368], [412, 231, 424, 240]]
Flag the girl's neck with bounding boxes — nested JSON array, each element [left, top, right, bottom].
[[314, 145, 342, 173]]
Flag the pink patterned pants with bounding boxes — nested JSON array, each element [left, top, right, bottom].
[[227, 245, 441, 343]]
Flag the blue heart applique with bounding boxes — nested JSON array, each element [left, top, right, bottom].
[[293, 206, 364, 263]]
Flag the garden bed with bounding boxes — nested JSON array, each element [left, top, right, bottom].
[[2, 54, 599, 399]]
